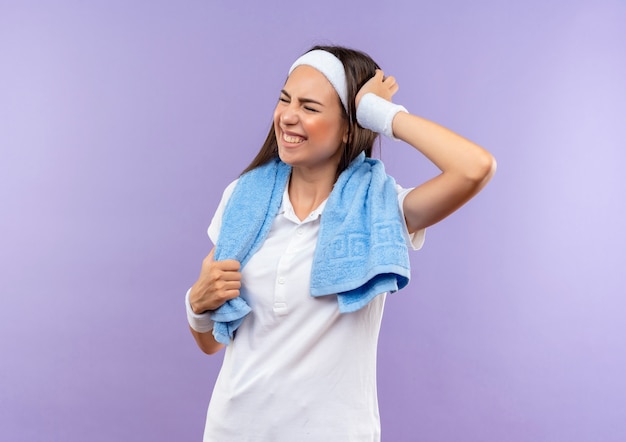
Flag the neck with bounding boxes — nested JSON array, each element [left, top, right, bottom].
[[288, 166, 336, 221]]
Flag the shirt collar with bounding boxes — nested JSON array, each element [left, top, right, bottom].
[[279, 184, 327, 225]]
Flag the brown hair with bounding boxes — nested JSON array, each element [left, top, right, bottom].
[[241, 45, 380, 176]]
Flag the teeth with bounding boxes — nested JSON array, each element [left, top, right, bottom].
[[283, 133, 304, 143]]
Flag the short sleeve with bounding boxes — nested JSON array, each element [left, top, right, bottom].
[[396, 184, 426, 251], [207, 179, 239, 245]]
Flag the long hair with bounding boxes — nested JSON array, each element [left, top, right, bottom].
[[241, 45, 380, 176]]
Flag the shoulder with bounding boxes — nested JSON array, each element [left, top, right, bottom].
[[395, 182, 412, 199], [221, 178, 240, 201], [207, 179, 239, 244], [394, 182, 426, 251]]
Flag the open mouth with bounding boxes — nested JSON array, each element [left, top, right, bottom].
[[282, 131, 305, 144]]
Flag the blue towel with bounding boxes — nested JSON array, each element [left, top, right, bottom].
[[210, 152, 410, 344]]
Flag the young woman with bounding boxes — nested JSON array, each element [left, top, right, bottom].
[[185, 45, 496, 441]]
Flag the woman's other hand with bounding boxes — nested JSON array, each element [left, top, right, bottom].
[[356, 69, 399, 107], [189, 248, 242, 313]]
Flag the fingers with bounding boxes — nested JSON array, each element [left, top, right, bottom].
[[388, 81, 399, 96], [204, 248, 241, 271], [218, 268, 242, 282], [218, 259, 241, 272], [193, 247, 241, 302], [207, 258, 241, 284], [376, 69, 395, 86], [380, 71, 399, 92], [210, 272, 242, 308], [358, 69, 399, 102], [383, 75, 396, 87], [203, 248, 216, 268], [213, 278, 242, 297], [192, 249, 243, 311]]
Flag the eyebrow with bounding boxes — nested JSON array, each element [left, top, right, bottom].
[[280, 89, 325, 107]]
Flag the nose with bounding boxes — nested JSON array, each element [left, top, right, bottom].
[[279, 103, 299, 125]]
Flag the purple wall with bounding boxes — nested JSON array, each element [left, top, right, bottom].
[[2, 1, 625, 440]]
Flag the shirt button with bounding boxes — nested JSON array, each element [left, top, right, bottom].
[[278, 277, 285, 284], [296, 227, 304, 236]]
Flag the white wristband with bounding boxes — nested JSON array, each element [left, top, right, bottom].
[[356, 93, 407, 140], [185, 288, 214, 333]]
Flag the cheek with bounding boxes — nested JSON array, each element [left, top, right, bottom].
[[308, 118, 342, 142], [272, 108, 282, 135], [272, 107, 281, 125]]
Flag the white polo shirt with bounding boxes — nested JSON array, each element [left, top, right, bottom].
[[202, 179, 424, 442]]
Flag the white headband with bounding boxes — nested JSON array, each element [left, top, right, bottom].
[[288, 50, 348, 112]]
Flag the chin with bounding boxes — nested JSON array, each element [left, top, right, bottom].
[[277, 146, 298, 165]]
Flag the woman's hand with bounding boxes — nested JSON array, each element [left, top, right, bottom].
[[356, 69, 399, 108], [354, 70, 496, 234], [189, 248, 242, 313]]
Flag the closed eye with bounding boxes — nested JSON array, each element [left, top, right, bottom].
[[280, 89, 324, 111]]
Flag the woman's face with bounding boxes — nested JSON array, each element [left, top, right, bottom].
[[273, 65, 348, 174]]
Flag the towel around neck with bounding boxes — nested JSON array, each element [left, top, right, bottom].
[[210, 152, 410, 344]]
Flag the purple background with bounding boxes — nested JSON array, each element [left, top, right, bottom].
[[1, 1, 625, 441]]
